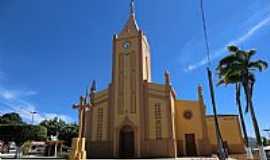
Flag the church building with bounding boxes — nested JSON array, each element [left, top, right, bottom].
[[84, 1, 245, 158]]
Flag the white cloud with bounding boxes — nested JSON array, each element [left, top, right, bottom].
[[0, 90, 16, 100], [231, 16, 270, 45], [184, 14, 270, 72], [0, 98, 74, 124], [0, 88, 37, 100], [0, 87, 73, 124], [0, 66, 74, 124], [43, 113, 74, 123], [184, 48, 226, 72]]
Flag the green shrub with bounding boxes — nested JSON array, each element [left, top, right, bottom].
[[21, 140, 32, 155]]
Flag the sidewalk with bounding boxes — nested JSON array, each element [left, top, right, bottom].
[[0, 153, 65, 159]]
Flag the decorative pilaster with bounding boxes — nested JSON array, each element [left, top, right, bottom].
[[164, 70, 171, 86]]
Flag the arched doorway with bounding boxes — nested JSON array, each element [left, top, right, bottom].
[[119, 125, 135, 158]]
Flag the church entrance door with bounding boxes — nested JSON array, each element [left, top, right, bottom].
[[185, 133, 197, 156], [119, 125, 135, 158]]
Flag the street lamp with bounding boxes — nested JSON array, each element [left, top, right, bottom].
[[29, 111, 37, 125], [263, 129, 270, 140]]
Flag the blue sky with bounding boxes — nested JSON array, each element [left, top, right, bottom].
[[0, 0, 269, 137]]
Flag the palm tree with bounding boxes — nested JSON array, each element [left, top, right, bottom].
[[217, 69, 249, 149], [216, 45, 268, 159], [235, 83, 250, 149]]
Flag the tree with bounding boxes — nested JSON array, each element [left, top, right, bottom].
[[40, 117, 78, 146], [235, 83, 249, 148], [217, 69, 249, 149], [0, 112, 25, 125], [216, 45, 268, 159], [61, 123, 79, 146], [262, 137, 269, 146], [0, 124, 47, 146], [0, 124, 47, 158], [40, 117, 66, 137]]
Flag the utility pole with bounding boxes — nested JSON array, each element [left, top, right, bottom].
[[199, 0, 227, 159]]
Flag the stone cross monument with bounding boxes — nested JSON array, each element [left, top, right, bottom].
[[69, 81, 96, 160]]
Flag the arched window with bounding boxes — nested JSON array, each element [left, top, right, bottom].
[[96, 108, 104, 141], [154, 103, 162, 139]]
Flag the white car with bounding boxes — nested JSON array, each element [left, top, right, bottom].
[[8, 142, 16, 154], [29, 141, 46, 155], [265, 146, 270, 160], [253, 146, 270, 160]]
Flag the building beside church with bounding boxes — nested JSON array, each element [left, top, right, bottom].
[[83, 1, 245, 158]]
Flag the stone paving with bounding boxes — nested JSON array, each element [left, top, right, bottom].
[[1, 153, 240, 160]]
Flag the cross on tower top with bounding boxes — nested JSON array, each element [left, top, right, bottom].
[[130, 0, 135, 16]]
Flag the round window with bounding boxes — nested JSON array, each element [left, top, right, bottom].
[[183, 110, 193, 120]]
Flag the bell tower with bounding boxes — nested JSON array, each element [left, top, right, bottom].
[[111, 0, 151, 157], [112, 0, 151, 115]]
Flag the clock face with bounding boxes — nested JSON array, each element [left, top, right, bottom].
[[123, 41, 131, 49]]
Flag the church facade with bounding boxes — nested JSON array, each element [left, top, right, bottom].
[[84, 2, 245, 158]]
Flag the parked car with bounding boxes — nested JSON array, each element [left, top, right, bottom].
[[29, 141, 46, 155], [253, 146, 270, 160], [8, 141, 16, 153], [0, 140, 4, 153], [265, 146, 270, 160]]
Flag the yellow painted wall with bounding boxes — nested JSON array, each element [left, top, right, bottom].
[[141, 35, 151, 81], [146, 83, 173, 140], [147, 96, 169, 139], [91, 102, 108, 141], [169, 91, 176, 139], [206, 116, 245, 153], [175, 100, 205, 140], [113, 29, 145, 129], [86, 89, 109, 142]]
